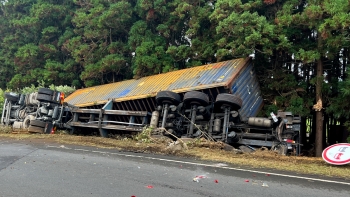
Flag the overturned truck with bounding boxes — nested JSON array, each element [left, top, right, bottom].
[[1, 89, 71, 133], [64, 57, 301, 155]]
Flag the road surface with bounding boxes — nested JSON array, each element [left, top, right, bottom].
[[0, 138, 349, 197]]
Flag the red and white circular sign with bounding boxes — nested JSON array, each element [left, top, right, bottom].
[[322, 143, 350, 165]]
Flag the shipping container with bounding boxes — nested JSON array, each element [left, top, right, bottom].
[[65, 57, 263, 121]]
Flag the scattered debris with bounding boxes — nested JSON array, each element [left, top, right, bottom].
[[166, 141, 184, 152], [193, 175, 207, 182], [223, 144, 235, 151], [262, 182, 269, 187], [239, 145, 255, 153], [251, 180, 259, 185]]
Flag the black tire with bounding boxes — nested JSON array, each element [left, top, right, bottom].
[[156, 91, 181, 105], [183, 91, 209, 106], [28, 125, 45, 133], [25, 93, 39, 105], [18, 94, 26, 105], [215, 93, 242, 111], [36, 93, 53, 102], [38, 88, 54, 95], [51, 91, 61, 104], [5, 92, 19, 102], [30, 120, 47, 128], [272, 143, 288, 155]]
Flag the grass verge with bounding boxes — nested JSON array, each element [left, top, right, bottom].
[[0, 127, 349, 180]]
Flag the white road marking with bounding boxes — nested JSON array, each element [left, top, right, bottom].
[[47, 145, 350, 186], [73, 149, 90, 152], [91, 151, 108, 154]]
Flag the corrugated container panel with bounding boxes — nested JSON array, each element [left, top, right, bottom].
[[65, 58, 250, 107], [230, 62, 263, 119]]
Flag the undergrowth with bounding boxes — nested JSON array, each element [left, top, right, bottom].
[[0, 125, 12, 133]]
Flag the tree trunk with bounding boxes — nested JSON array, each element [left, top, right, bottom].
[[315, 55, 324, 157]]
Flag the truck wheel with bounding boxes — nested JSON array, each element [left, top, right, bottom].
[[215, 93, 242, 111], [5, 92, 19, 102], [36, 93, 53, 102], [30, 120, 47, 128], [183, 91, 209, 106], [156, 91, 181, 105], [22, 115, 36, 129], [18, 94, 26, 105], [38, 88, 54, 95], [28, 126, 45, 133], [50, 91, 61, 104], [25, 93, 39, 105], [272, 143, 288, 155]]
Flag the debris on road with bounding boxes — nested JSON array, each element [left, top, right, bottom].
[[245, 180, 249, 182], [262, 182, 269, 187], [214, 179, 218, 183], [193, 175, 207, 182], [146, 185, 153, 189]]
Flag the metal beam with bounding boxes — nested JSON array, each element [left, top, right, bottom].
[[99, 100, 113, 137], [237, 139, 273, 147], [70, 108, 148, 116], [69, 122, 143, 132]]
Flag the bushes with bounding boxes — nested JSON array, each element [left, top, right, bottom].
[[21, 81, 76, 96]]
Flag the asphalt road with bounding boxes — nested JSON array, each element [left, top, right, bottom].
[[0, 138, 350, 197]]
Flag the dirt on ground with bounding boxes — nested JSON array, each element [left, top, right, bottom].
[[1, 128, 350, 180]]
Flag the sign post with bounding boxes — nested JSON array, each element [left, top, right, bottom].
[[322, 143, 350, 165]]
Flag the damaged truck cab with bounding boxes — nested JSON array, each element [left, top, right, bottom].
[[1, 88, 71, 134]]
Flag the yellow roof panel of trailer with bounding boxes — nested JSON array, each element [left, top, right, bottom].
[[65, 57, 250, 107]]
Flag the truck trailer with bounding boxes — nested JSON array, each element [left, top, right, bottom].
[[1, 57, 301, 154]]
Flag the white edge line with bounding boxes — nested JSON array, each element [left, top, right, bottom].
[[47, 145, 350, 186]]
